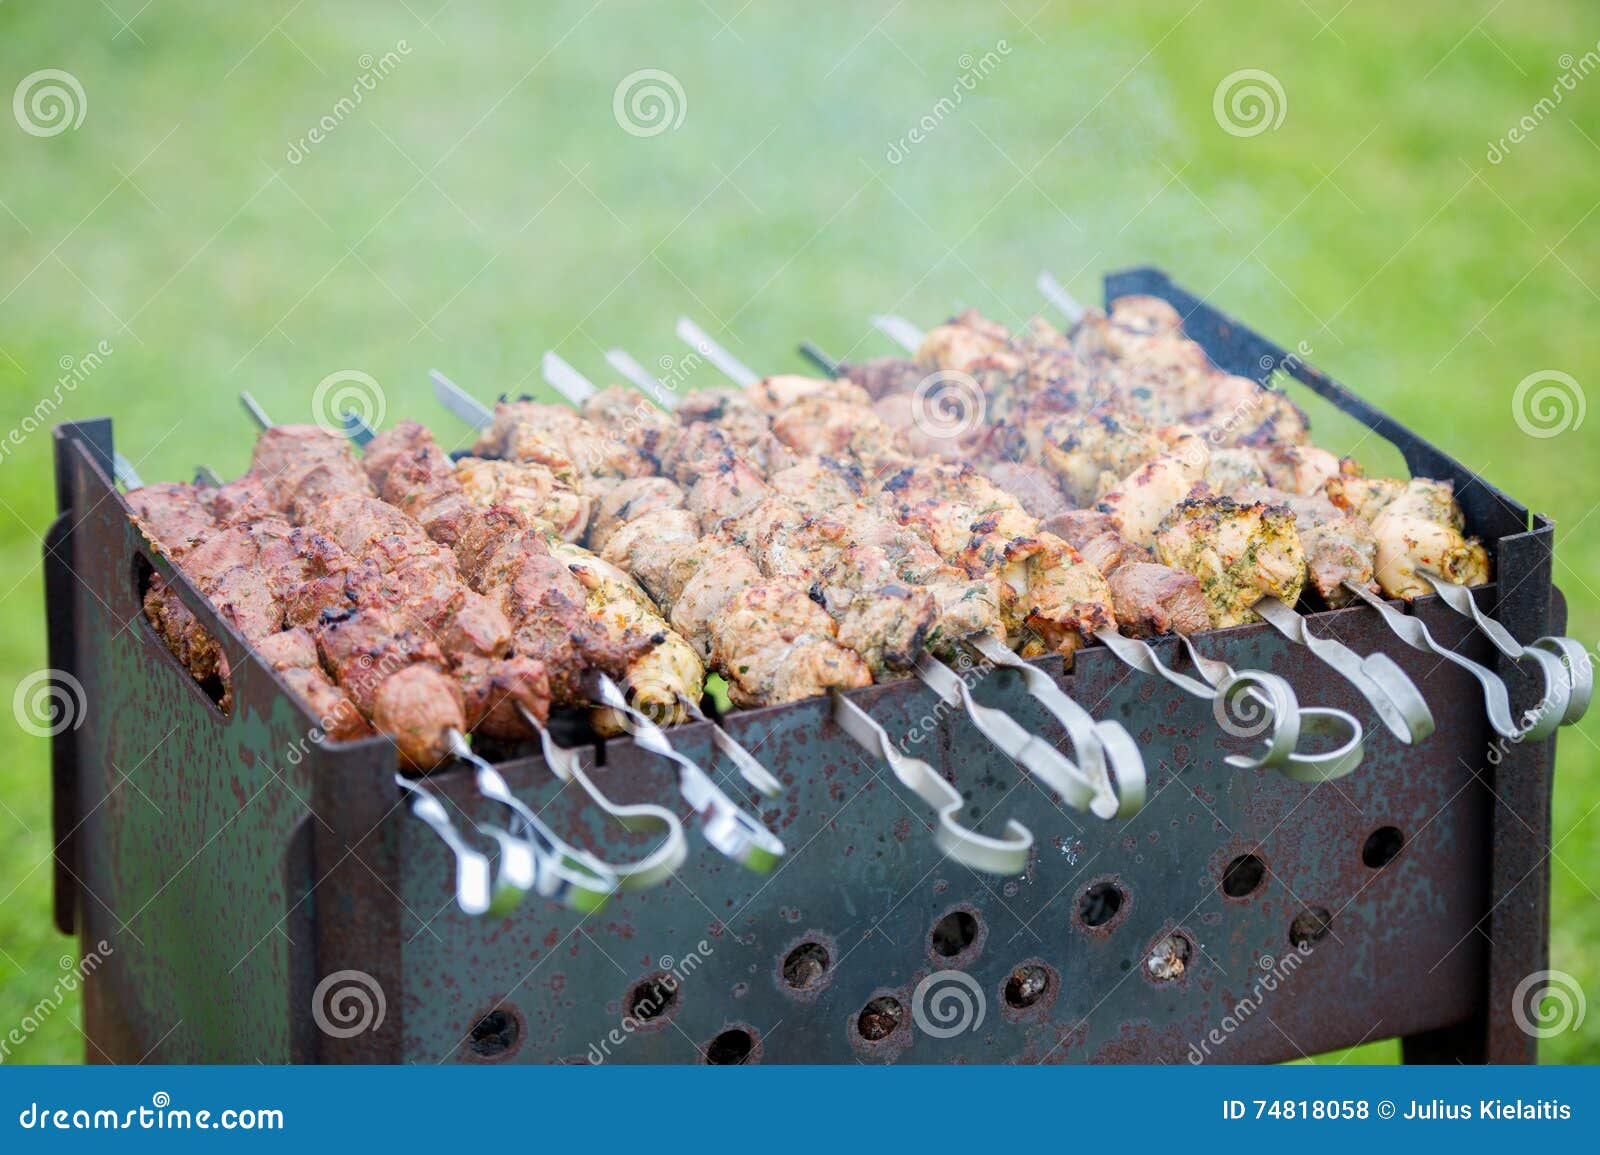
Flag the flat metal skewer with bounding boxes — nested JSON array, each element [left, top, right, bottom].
[[830, 690, 1033, 875], [1416, 570, 1591, 730], [604, 349, 678, 410], [667, 323, 1121, 819], [112, 452, 144, 490], [395, 775, 518, 917], [429, 372, 788, 870]]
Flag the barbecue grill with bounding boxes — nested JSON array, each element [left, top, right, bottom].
[[46, 267, 1569, 1063]]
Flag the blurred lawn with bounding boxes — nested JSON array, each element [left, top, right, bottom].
[[1, 1, 1596, 1064]]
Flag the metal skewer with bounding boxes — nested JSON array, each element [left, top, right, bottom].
[[605, 349, 678, 410], [1415, 571, 1591, 730], [239, 391, 618, 911], [428, 371, 789, 871], [830, 690, 1033, 875], [1339, 581, 1545, 741], [395, 775, 519, 917], [112, 452, 144, 490], [339, 413, 691, 891], [660, 324, 1122, 819]]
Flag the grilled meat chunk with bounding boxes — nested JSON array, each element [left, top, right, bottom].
[[1155, 497, 1307, 628]]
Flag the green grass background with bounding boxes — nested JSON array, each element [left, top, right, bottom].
[[1, 1, 1596, 1064]]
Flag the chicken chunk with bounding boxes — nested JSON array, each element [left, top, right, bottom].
[[1369, 479, 1490, 599], [1155, 497, 1307, 628]]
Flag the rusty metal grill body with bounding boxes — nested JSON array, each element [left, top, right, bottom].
[[46, 269, 1560, 1064]]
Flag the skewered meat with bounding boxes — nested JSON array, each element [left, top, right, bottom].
[[588, 477, 686, 552], [455, 457, 590, 543], [1368, 479, 1490, 599], [979, 462, 1070, 520], [1155, 497, 1307, 628], [126, 481, 372, 741], [1095, 438, 1211, 548]]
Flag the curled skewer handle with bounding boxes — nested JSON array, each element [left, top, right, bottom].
[[590, 674, 785, 873], [516, 706, 688, 892], [967, 633, 1146, 819], [830, 691, 1032, 876], [447, 732, 617, 913], [394, 775, 511, 918], [1531, 636, 1594, 726], [1175, 635, 1302, 771], [1420, 572, 1591, 730], [1341, 582, 1527, 740], [914, 653, 1097, 813], [678, 694, 783, 797], [1254, 598, 1435, 745], [1176, 635, 1364, 781], [675, 317, 759, 388]]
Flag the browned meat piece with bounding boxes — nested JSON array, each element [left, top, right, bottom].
[[371, 664, 465, 771], [710, 581, 872, 705], [382, 450, 477, 548], [839, 356, 923, 400], [143, 576, 224, 682], [455, 653, 553, 738], [1302, 519, 1379, 607], [980, 461, 1071, 519], [588, 476, 685, 552], [203, 476, 280, 526], [687, 452, 773, 532], [276, 667, 374, 742], [1037, 509, 1119, 549], [315, 607, 449, 713], [126, 483, 215, 557], [1077, 531, 1153, 576], [249, 627, 371, 741], [1107, 563, 1212, 638], [456, 507, 653, 703], [361, 421, 438, 492]]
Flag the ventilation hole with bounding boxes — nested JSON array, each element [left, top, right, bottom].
[[468, 1009, 519, 1059], [1222, 854, 1266, 897], [930, 909, 980, 957], [1361, 826, 1404, 869], [627, 975, 678, 1022], [1004, 964, 1052, 1009], [1146, 933, 1193, 982], [855, 996, 905, 1041], [1289, 907, 1333, 948], [1078, 881, 1125, 927], [781, 942, 830, 990], [704, 1028, 756, 1065]]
